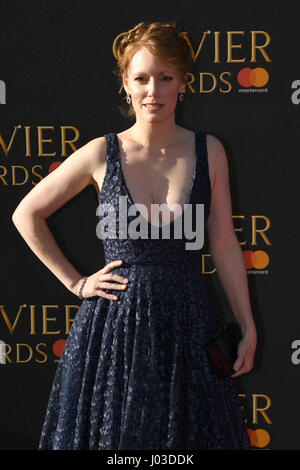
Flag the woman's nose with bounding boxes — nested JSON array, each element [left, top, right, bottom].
[[147, 78, 159, 96]]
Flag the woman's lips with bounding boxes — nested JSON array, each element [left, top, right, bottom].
[[143, 103, 164, 109]]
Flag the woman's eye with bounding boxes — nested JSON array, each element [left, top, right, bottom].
[[134, 76, 173, 82]]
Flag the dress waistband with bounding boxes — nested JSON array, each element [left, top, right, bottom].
[[106, 258, 199, 268]]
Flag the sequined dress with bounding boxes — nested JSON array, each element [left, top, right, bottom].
[[38, 130, 251, 450]]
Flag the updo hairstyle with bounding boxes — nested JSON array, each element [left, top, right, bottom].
[[114, 20, 192, 118]]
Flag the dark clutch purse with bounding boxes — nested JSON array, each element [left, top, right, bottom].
[[205, 322, 243, 378]]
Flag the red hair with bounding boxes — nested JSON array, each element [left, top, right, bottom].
[[115, 20, 192, 118]]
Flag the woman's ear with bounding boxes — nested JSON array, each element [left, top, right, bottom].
[[179, 73, 188, 93], [123, 76, 129, 95]]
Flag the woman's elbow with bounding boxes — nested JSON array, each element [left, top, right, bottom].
[[209, 230, 239, 255], [12, 203, 38, 226]]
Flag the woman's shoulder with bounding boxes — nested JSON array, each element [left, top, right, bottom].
[[205, 134, 228, 165], [73, 135, 109, 183], [204, 133, 230, 190]]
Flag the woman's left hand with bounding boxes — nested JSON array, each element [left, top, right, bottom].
[[230, 332, 257, 378]]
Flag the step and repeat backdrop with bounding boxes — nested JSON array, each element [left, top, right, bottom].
[[1, 0, 299, 451]]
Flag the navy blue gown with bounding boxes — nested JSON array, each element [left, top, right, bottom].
[[39, 130, 251, 450]]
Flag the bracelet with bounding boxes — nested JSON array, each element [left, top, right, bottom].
[[78, 276, 88, 299]]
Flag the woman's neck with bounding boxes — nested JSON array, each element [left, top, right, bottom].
[[127, 119, 182, 150]]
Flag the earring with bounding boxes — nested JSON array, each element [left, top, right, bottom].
[[179, 92, 185, 102], [126, 94, 131, 104]]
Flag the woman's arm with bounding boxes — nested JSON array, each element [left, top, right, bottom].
[[11, 137, 106, 296], [206, 134, 257, 377]]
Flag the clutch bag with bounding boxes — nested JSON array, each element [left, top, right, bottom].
[[205, 322, 243, 378]]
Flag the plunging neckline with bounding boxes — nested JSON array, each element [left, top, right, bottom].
[[114, 131, 198, 230]]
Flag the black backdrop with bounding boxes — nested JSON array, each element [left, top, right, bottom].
[[1, 0, 300, 451]]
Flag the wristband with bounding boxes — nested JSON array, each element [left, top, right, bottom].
[[78, 276, 88, 299]]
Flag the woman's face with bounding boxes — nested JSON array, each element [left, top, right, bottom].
[[123, 46, 186, 123]]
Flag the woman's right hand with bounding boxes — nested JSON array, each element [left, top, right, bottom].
[[75, 259, 129, 300]]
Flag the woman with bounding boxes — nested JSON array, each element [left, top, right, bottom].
[[12, 21, 257, 450]]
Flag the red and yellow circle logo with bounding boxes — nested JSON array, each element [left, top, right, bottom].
[[237, 68, 269, 87], [248, 428, 271, 448], [243, 250, 269, 269], [53, 339, 66, 358], [49, 162, 62, 173]]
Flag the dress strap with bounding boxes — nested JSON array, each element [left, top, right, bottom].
[[104, 132, 118, 163], [98, 133, 120, 204]]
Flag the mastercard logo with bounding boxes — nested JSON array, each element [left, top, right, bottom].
[[248, 428, 271, 448], [237, 68, 269, 87], [49, 162, 62, 173], [53, 339, 66, 358], [243, 250, 269, 269]]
